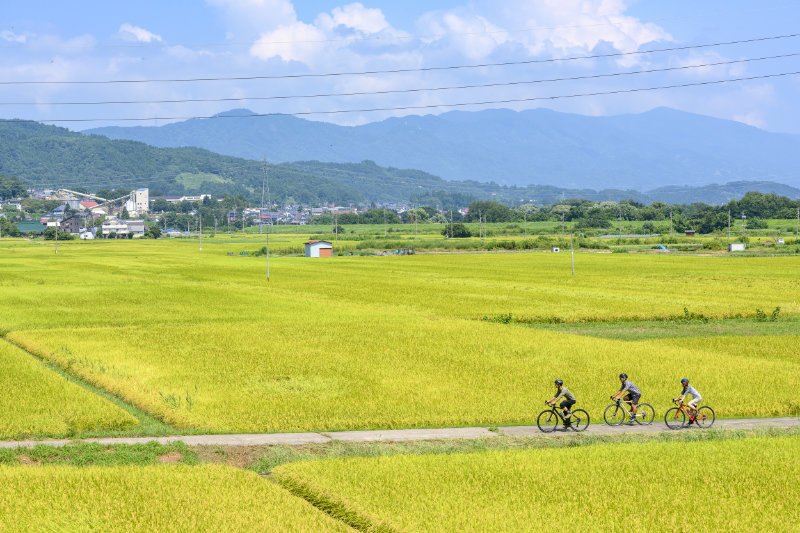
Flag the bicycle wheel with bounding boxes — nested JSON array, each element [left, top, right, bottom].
[[635, 403, 655, 425], [603, 404, 626, 426], [664, 407, 685, 429], [570, 409, 590, 432], [694, 406, 715, 428], [537, 409, 559, 433]]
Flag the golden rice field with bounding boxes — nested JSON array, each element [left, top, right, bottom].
[[0, 340, 135, 438], [9, 321, 800, 432], [1, 239, 799, 435], [0, 464, 348, 532], [274, 434, 800, 532]]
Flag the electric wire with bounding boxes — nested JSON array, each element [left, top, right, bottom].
[[4, 70, 797, 124], [2, 52, 796, 106]]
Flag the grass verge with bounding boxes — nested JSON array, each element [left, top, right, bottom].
[[0, 441, 197, 466]]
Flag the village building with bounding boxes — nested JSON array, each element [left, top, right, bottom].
[[304, 240, 333, 258]]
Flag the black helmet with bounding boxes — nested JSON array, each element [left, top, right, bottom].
[[554, 379, 563, 386], [619, 373, 628, 379], [681, 378, 689, 384]]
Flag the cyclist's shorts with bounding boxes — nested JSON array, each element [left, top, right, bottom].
[[625, 393, 641, 405], [560, 399, 576, 410]]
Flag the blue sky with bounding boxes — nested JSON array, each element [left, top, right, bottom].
[[2, 1, 799, 132]]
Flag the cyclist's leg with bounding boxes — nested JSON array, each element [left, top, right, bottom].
[[560, 399, 575, 419], [687, 398, 700, 416], [629, 393, 640, 416]]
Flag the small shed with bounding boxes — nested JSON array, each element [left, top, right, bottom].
[[551, 247, 560, 253], [304, 240, 333, 258], [685, 230, 696, 237], [728, 243, 746, 252]]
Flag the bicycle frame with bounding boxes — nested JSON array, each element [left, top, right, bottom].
[[672, 401, 703, 422]]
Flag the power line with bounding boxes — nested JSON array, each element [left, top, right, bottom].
[[5, 70, 798, 124], [3, 53, 796, 107], [1, 33, 798, 86]]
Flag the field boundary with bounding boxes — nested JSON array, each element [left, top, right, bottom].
[[2, 416, 798, 449], [0, 337, 182, 438]]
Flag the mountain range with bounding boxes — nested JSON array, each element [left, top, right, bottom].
[[1, 115, 799, 206], [86, 107, 800, 190]]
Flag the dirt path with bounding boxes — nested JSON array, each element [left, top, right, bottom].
[[2, 417, 798, 449]]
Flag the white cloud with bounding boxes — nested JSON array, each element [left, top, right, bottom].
[[250, 21, 327, 63], [1, 30, 27, 44], [316, 3, 389, 34], [118, 24, 162, 43]]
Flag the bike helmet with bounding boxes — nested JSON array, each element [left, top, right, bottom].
[[681, 378, 689, 384], [554, 379, 563, 386], [619, 373, 628, 379]]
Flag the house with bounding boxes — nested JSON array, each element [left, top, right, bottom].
[[304, 240, 333, 258], [80, 229, 95, 240], [163, 228, 185, 238], [60, 214, 83, 235], [79, 200, 99, 211], [101, 218, 129, 237], [126, 220, 146, 238]]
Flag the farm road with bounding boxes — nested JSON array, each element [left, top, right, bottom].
[[2, 417, 799, 449]]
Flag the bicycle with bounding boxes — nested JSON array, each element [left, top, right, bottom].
[[603, 397, 655, 426], [664, 400, 715, 429], [537, 402, 590, 432]]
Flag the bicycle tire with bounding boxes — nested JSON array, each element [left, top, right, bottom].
[[664, 407, 685, 429], [570, 409, 590, 432], [603, 404, 626, 426], [537, 409, 559, 433], [695, 406, 715, 428], [635, 403, 655, 425]]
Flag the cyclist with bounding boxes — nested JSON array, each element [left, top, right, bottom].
[[546, 379, 576, 428], [674, 378, 702, 425], [611, 373, 641, 422]]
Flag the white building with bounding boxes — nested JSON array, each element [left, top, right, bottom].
[[101, 218, 128, 237], [125, 188, 149, 216], [304, 240, 333, 258]]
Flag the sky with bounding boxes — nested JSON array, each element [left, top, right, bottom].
[[2, 0, 799, 133]]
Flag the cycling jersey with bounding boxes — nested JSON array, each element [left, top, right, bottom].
[[619, 380, 641, 395], [681, 385, 701, 401], [554, 387, 576, 402]]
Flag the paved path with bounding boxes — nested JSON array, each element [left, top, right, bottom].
[[2, 417, 798, 449]]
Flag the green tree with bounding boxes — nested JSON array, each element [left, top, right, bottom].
[[442, 223, 471, 238]]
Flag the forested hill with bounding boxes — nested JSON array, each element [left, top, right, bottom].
[[0, 120, 362, 204], [2, 120, 799, 206], [86, 107, 800, 190]]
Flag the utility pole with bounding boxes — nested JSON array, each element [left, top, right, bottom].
[[334, 212, 338, 246], [741, 212, 746, 233], [796, 207, 799, 240], [199, 212, 202, 251], [727, 209, 731, 243], [523, 210, 527, 239], [55, 223, 58, 254], [384, 208, 387, 237], [263, 158, 271, 282], [618, 209, 622, 239], [214, 216, 217, 237], [260, 176, 265, 236], [670, 210, 673, 237], [561, 213, 565, 237], [570, 233, 575, 277]]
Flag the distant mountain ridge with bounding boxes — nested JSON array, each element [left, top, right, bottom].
[[86, 107, 800, 190], [1, 120, 798, 206]]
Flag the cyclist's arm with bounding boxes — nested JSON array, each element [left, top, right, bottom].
[[547, 396, 557, 403]]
